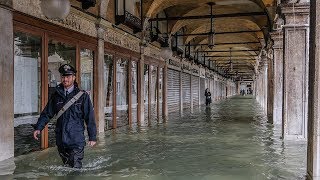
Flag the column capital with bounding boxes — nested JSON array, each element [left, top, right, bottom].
[[280, 3, 310, 26], [95, 18, 111, 39], [270, 31, 284, 49]]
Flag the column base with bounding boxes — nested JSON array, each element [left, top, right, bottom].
[[306, 172, 320, 180], [0, 157, 15, 175]]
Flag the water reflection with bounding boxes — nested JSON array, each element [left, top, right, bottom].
[[2, 96, 307, 179]]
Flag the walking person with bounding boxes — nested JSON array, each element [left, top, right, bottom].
[[205, 88, 212, 106], [33, 64, 97, 169]]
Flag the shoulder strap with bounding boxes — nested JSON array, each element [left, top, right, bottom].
[[54, 91, 85, 120]]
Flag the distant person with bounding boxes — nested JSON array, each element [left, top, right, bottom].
[[241, 89, 245, 96], [33, 64, 97, 168], [205, 88, 212, 106]]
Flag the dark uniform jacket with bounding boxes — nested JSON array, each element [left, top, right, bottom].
[[34, 83, 97, 148]]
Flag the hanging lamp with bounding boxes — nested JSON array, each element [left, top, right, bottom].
[[40, 0, 71, 20], [207, 2, 215, 49], [229, 48, 233, 71]]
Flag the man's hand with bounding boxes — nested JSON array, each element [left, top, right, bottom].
[[33, 130, 41, 140], [88, 141, 96, 147]]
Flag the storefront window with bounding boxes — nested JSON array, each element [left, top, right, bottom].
[[131, 61, 138, 125], [104, 53, 114, 129], [144, 64, 149, 122], [116, 57, 129, 127], [48, 39, 76, 99], [80, 49, 94, 100], [13, 32, 41, 123]]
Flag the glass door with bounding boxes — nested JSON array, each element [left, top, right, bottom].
[[80, 48, 94, 101], [104, 53, 114, 129], [116, 56, 129, 128], [13, 31, 42, 155], [47, 39, 76, 99]]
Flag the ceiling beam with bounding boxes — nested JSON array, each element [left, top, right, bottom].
[[196, 49, 260, 53], [178, 41, 261, 46], [206, 55, 257, 57], [206, 57, 255, 61], [149, 12, 266, 21], [210, 59, 255, 62], [176, 30, 262, 37]]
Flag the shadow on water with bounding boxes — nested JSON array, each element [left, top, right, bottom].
[[1, 95, 307, 179]]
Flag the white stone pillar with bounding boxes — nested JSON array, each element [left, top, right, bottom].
[[95, 22, 106, 133], [162, 63, 168, 118], [198, 76, 201, 105], [180, 70, 183, 113], [263, 60, 268, 115], [307, 1, 320, 179], [137, 46, 145, 125], [270, 31, 284, 125], [267, 48, 274, 120], [281, 2, 310, 139], [0, 2, 14, 162]]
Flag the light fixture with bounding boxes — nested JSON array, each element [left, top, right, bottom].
[[160, 47, 173, 60], [40, 0, 71, 20], [207, 2, 215, 49]]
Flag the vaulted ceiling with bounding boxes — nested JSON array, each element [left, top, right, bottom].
[[143, 0, 277, 80]]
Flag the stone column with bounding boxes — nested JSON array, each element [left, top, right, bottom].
[[94, 22, 106, 133], [256, 66, 262, 108], [211, 75, 217, 102], [270, 31, 284, 125], [162, 62, 168, 118], [0, 1, 14, 162], [190, 74, 193, 112], [180, 70, 183, 113], [237, 81, 240, 95], [198, 76, 201, 105], [252, 76, 256, 97], [137, 46, 145, 125], [307, 1, 320, 179], [267, 48, 274, 120], [281, 2, 309, 139], [263, 60, 268, 115]]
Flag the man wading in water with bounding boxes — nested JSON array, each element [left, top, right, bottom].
[[33, 64, 97, 168]]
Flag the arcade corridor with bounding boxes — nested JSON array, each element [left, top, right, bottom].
[[2, 0, 320, 179]]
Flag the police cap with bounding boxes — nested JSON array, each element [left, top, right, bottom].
[[58, 64, 77, 76]]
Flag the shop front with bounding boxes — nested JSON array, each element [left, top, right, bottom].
[[13, 11, 98, 149]]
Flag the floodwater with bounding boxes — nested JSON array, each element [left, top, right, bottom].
[[1, 96, 307, 179]]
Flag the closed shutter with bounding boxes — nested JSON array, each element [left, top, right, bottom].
[[167, 69, 181, 113], [192, 75, 199, 106], [200, 78, 206, 105], [182, 73, 191, 109]]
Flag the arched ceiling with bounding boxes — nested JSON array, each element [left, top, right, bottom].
[[143, 0, 276, 80]]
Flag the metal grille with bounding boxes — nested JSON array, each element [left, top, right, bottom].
[[167, 69, 181, 113]]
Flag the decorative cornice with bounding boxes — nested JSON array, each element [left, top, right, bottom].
[[105, 27, 140, 53], [13, 0, 97, 37], [144, 44, 161, 60]]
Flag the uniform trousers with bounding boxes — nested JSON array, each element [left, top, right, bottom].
[[58, 146, 84, 168]]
